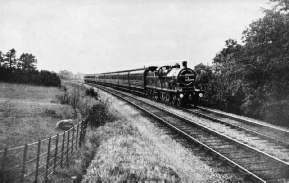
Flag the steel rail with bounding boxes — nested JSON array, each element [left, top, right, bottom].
[[88, 83, 289, 182], [178, 107, 289, 149], [89, 81, 289, 151]]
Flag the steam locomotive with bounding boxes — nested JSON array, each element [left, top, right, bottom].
[[84, 61, 204, 106]]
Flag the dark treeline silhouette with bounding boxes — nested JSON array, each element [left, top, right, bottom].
[[0, 48, 60, 87], [195, 0, 289, 127]]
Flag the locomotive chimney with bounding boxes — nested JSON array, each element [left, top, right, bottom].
[[182, 61, 187, 68]]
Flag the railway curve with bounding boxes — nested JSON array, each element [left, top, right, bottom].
[[85, 82, 289, 182]]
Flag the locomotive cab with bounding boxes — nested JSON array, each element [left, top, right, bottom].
[[157, 65, 171, 77]]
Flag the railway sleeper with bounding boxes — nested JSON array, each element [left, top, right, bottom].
[[185, 131, 202, 135], [214, 149, 240, 154], [210, 143, 236, 149], [205, 141, 230, 146], [266, 145, 287, 150], [230, 153, 265, 160], [226, 153, 256, 160], [217, 150, 247, 155], [266, 178, 289, 183], [207, 156, 260, 182], [232, 156, 269, 165], [201, 140, 225, 145], [194, 135, 219, 140], [279, 149, 289, 153], [253, 169, 289, 180], [246, 165, 288, 172]]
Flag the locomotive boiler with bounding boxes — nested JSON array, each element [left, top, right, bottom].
[[84, 61, 204, 106]]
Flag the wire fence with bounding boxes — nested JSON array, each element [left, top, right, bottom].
[[0, 119, 88, 183]]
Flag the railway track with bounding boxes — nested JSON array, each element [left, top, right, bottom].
[[193, 106, 289, 145], [87, 82, 289, 182], [177, 107, 289, 164]]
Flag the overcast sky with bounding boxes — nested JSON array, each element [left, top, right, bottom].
[[0, 0, 270, 74]]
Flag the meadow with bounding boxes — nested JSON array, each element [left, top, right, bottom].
[[0, 82, 75, 150]]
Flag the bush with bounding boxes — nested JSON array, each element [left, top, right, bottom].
[[85, 88, 98, 99], [87, 100, 116, 128], [260, 100, 289, 126], [0, 67, 61, 87]]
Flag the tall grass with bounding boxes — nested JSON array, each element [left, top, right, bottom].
[[52, 83, 99, 120], [83, 121, 181, 182], [81, 89, 236, 182], [48, 83, 115, 182]]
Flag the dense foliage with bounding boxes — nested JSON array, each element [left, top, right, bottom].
[[0, 49, 60, 87], [197, 1, 289, 126]]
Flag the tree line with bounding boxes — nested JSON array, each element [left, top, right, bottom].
[[195, 0, 289, 126], [0, 48, 61, 87], [58, 70, 84, 80]]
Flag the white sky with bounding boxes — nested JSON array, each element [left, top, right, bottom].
[[0, 0, 270, 74]]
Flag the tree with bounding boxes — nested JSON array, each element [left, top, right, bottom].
[[58, 70, 74, 79], [270, 0, 289, 11], [0, 51, 4, 67], [194, 63, 213, 88], [239, 7, 289, 121], [4, 48, 17, 69], [211, 39, 245, 112], [19, 53, 37, 71]]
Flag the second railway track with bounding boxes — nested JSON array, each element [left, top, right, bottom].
[[87, 82, 289, 182], [192, 106, 289, 146]]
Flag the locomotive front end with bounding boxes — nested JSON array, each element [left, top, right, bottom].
[[176, 61, 204, 106], [145, 61, 204, 107]]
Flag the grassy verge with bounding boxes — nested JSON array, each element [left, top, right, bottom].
[[50, 85, 243, 182], [47, 83, 113, 182], [81, 89, 232, 182]]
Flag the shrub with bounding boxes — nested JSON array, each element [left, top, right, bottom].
[[85, 88, 98, 99], [45, 109, 56, 115], [260, 100, 289, 126], [87, 100, 116, 128], [0, 67, 61, 87]]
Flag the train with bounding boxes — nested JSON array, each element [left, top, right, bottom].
[[84, 61, 204, 106]]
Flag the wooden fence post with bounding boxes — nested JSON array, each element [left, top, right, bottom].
[[79, 121, 83, 147], [1, 148, 8, 181], [66, 130, 70, 167], [35, 140, 41, 182], [53, 134, 59, 172], [76, 124, 79, 149], [60, 132, 65, 168], [20, 144, 28, 183], [72, 126, 75, 154], [45, 137, 51, 181], [84, 120, 88, 136]]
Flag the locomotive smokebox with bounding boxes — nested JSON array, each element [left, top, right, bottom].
[[182, 61, 187, 68]]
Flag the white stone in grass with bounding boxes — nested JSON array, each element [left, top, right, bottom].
[[56, 119, 73, 130]]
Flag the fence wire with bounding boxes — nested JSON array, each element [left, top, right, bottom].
[[0, 120, 88, 183]]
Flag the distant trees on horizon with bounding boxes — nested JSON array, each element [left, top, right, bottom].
[[0, 48, 61, 87], [58, 70, 84, 80]]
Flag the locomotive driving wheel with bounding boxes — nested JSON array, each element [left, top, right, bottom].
[[154, 91, 159, 100], [172, 95, 177, 106], [149, 90, 154, 99], [176, 97, 182, 107], [165, 93, 171, 103], [144, 89, 149, 96], [161, 93, 167, 102]]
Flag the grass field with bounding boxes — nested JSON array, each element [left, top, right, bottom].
[[0, 82, 75, 149]]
